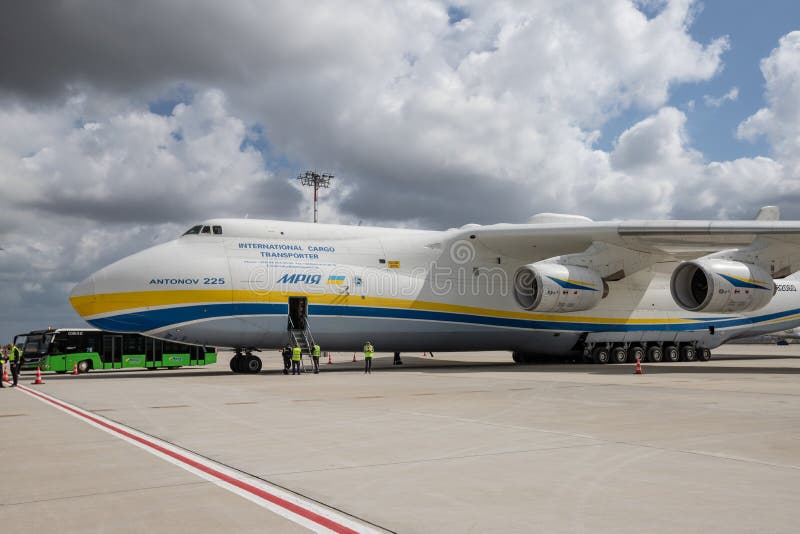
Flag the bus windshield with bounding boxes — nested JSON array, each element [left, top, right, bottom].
[[23, 334, 52, 355]]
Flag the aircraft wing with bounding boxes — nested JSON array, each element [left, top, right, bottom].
[[460, 220, 800, 279]]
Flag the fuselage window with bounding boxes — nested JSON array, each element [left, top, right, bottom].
[[201, 226, 211, 234], [183, 225, 202, 235], [212, 225, 223, 235]]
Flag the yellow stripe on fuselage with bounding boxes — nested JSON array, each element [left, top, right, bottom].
[[70, 289, 697, 325]]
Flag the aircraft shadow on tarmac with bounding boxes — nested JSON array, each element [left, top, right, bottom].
[[18, 353, 800, 381]]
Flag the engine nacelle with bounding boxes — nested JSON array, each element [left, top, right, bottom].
[[513, 263, 606, 313], [670, 259, 775, 313]]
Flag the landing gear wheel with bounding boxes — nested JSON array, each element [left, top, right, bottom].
[[244, 356, 262, 373], [610, 346, 628, 364], [629, 346, 645, 363], [646, 345, 663, 363], [77, 360, 91, 374], [663, 344, 679, 362], [592, 346, 610, 364], [230, 354, 247, 373], [697, 347, 712, 361], [680, 345, 696, 362]]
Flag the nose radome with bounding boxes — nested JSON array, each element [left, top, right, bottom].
[[68, 239, 189, 321], [69, 273, 97, 318]]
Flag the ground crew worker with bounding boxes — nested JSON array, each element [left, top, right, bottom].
[[281, 344, 292, 375], [312, 344, 321, 374], [363, 341, 374, 374], [0, 345, 7, 388], [8, 344, 22, 387], [291, 345, 302, 375], [393, 352, 403, 365]]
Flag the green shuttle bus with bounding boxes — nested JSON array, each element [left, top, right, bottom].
[[13, 328, 216, 374]]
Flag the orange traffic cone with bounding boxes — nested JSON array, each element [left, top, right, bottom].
[[634, 357, 643, 375], [352, 353, 357, 363], [327, 352, 333, 365], [33, 366, 44, 385], [2, 364, 8, 382], [72, 363, 79, 375]]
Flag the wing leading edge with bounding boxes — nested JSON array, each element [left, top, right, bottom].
[[458, 215, 800, 280]]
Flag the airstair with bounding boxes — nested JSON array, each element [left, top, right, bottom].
[[288, 317, 316, 372]]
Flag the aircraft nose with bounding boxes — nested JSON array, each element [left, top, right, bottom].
[[68, 247, 154, 329], [69, 272, 97, 318]]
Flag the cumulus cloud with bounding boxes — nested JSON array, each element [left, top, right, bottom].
[[737, 31, 800, 174], [703, 86, 739, 107], [0, 88, 299, 338]]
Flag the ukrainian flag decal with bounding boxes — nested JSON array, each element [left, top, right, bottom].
[[327, 275, 346, 285]]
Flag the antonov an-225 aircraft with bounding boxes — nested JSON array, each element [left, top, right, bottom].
[[70, 206, 800, 372]]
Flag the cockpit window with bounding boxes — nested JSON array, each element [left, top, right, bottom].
[[212, 225, 223, 235], [201, 225, 211, 234], [183, 225, 202, 235]]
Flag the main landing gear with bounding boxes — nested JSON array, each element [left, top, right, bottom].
[[512, 342, 713, 365], [230, 349, 263, 374], [581, 342, 711, 365]]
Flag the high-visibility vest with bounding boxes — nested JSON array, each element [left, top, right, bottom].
[[364, 344, 374, 358], [313, 345, 321, 357], [9, 346, 20, 362], [292, 347, 301, 361]]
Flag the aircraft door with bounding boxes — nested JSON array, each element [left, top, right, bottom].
[[288, 297, 308, 330]]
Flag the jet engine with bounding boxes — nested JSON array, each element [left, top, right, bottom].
[[513, 263, 606, 313], [670, 259, 775, 313]]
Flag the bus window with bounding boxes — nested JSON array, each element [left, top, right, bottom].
[[54, 331, 90, 354], [23, 334, 50, 355], [85, 335, 98, 353], [212, 225, 223, 235], [183, 225, 202, 235], [200, 226, 211, 234]]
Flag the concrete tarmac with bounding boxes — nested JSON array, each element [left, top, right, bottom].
[[2, 345, 799, 533]]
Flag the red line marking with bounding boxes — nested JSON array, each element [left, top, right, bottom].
[[19, 385, 357, 534]]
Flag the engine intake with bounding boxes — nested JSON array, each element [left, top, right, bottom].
[[670, 259, 775, 313], [513, 263, 606, 313]]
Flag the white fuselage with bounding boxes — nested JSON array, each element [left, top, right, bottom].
[[69, 219, 800, 355]]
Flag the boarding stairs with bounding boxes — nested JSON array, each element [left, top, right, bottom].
[[289, 318, 316, 373]]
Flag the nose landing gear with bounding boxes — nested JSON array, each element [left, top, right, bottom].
[[230, 349, 262, 374]]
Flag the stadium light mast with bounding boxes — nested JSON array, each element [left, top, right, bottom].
[[297, 171, 334, 223]]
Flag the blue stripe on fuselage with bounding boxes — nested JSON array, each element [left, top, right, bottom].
[[85, 302, 800, 334]]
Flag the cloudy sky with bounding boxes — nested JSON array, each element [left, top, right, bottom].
[[1, 0, 799, 341]]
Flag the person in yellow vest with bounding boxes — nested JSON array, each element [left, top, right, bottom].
[[0, 345, 7, 388], [7, 344, 22, 387], [291, 345, 302, 375], [363, 341, 374, 374], [312, 344, 321, 374]]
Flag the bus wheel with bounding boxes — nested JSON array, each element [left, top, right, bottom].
[[77, 360, 91, 374]]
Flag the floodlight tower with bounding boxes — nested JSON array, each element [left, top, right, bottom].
[[297, 171, 334, 223]]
